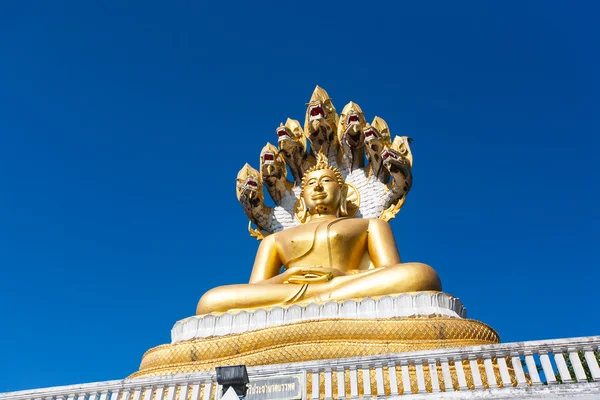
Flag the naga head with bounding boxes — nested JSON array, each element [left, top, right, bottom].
[[260, 142, 288, 187], [276, 118, 306, 168], [337, 101, 367, 151], [364, 116, 392, 163], [236, 163, 264, 214], [391, 135, 413, 167], [304, 86, 339, 153], [381, 136, 413, 191]]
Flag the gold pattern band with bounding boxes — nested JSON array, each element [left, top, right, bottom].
[[132, 317, 499, 378]]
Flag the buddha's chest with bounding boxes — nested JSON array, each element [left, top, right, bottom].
[[277, 219, 368, 266]]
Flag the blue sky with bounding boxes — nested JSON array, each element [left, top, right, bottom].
[[0, 1, 598, 392]]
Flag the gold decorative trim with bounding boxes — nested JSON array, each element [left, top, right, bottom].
[[131, 317, 499, 378]]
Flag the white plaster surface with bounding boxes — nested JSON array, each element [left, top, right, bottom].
[[172, 292, 467, 343]]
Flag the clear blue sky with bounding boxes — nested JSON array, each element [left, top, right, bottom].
[[1, 1, 598, 393]]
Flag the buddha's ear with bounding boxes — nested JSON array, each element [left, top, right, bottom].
[[339, 184, 349, 216], [295, 195, 309, 223]]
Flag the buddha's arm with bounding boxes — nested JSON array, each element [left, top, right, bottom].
[[367, 219, 402, 267], [249, 234, 283, 283]]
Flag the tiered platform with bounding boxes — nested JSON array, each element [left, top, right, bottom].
[[132, 292, 500, 378]]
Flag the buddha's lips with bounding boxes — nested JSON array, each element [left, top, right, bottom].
[[309, 104, 326, 121], [262, 153, 275, 165], [276, 128, 291, 141]]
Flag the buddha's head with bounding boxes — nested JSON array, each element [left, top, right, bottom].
[[296, 154, 357, 222]]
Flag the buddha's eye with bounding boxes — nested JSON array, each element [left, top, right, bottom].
[[307, 179, 317, 186]]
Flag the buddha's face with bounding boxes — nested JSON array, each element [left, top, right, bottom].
[[302, 169, 342, 215]]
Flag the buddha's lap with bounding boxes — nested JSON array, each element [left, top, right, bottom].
[[198, 263, 440, 312]]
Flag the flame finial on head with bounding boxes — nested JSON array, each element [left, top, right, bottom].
[[300, 151, 345, 191]]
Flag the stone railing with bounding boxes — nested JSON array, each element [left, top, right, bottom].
[[2, 336, 599, 400]]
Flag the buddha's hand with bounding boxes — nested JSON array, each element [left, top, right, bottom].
[[281, 266, 346, 284]]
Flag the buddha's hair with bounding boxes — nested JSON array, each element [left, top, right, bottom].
[[300, 152, 345, 190]]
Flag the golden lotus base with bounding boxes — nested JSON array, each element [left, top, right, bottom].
[[131, 317, 499, 378]]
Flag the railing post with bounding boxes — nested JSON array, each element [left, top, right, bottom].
[[189, 383, 201, 400], [165, 385, 177, 400], [554, 351, 574, 383], [387, 362, 399, 395], [568, 348, 588, 382], [427, 359, 440, 393], [539, 350, 557, 385], [121, 389, 132, 400], [510, 352, 528, 387], [453, 357, 468, 390], [108, 391, 120, 400], [482, 353, 499, 388], [142, 387, 153, 400], [349, 366, 358, 399], [524, 351, 542, 385], [375, 363, 385, 397], [202, 381, 212, 400], [361, 366, 371, 398], [98, 391, 109, 400], [154, 386, 165, 400], [324, 368, 333, 400], [440, 357, 454, 391], [177, 384, 189, 400], [583, 346, 600, 381], [131, 387, 143, 400], [496, 353, 513, 387], [400, 360, 411, 395], [336, 367, 346, 400], [311, 369, 320, 400], [414, 360, 426, 393], [468, 355, 483, 389]]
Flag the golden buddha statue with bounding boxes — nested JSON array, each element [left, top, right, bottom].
[[196, 157, 441, 314], [133, 86, 500, 379]]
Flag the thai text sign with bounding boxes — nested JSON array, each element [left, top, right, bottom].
[[245, 374, 303, 400]]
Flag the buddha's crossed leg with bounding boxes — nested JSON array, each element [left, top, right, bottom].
[[196, 262, 441, 314]]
